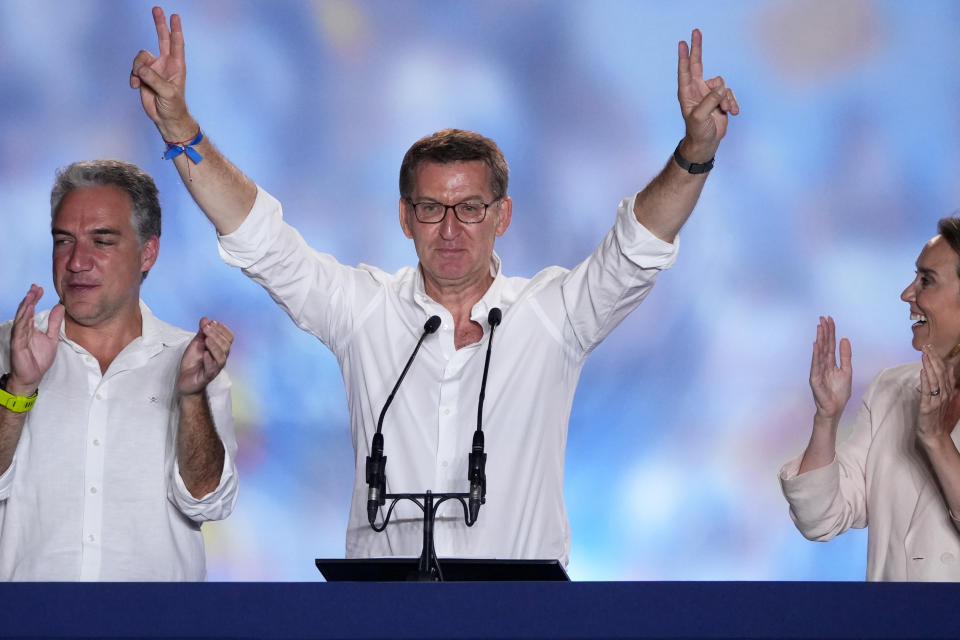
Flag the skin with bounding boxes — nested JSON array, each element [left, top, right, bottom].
[[398, 160, 512, 348], [798, 235, 960, 520], [1, 184, 232, 497], [130, 8, 739, 350], [51, 185, 158, 368]]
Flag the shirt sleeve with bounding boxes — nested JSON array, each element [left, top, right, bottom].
[[216, 185, 372, 352], [0, 321, 16, 500], [778, 376, 879, 541], [560, 193, 679, 354], [168, 370, 239, 523], [0, 458, 15, 501]]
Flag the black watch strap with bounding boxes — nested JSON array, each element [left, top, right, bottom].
[[673, 142, 714, 174]]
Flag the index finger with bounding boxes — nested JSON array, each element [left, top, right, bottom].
[[13, 285, 42, 325], [170, 12, 185, 62], [203, 320, 234, 344], [689, 28, 704, 82], [153, 6, 171, 57], [677, 39, 691, 88]]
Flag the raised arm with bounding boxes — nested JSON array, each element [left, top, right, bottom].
[[130, 6, 256, 235], [798, 316, 852, 474], [633, 29, 739, 243]]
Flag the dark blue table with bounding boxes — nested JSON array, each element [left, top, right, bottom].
[[1, 581, 957, 638]]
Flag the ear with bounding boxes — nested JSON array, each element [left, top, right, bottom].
[[399, 198, 414, 239], [139, 235, 159, 274], [493, 196, 512, 237]]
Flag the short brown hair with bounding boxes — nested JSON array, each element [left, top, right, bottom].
[[399, 129, 509, 201]]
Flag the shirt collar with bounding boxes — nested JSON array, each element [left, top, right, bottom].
[[411, 251, 505, 327], [56, 299, 180, 354]]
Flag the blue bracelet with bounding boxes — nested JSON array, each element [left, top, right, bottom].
[[162, 128, 204, 163]]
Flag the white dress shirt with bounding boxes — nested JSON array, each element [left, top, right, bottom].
[[0, 302, 238, 581], [780, 362, 960, 581], [219, 187, 676, 565]]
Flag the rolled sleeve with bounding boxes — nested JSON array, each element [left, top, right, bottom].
[[218, 185, 284, 269], [0, 457, 15, 501], [615, 193, 679, 270], [781, 455, 840, 538], [171, 449, 238, 523]]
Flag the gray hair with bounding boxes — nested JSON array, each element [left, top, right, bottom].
[[50, 159, 161, 245]]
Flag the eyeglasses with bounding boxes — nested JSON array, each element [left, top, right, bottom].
[[405, 198, 501, 224]]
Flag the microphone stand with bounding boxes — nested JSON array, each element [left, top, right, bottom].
[[374, 489, 477, 581], [368, 309, 501, 581]]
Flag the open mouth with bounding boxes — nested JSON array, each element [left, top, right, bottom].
[[911, 311, 927, 329]]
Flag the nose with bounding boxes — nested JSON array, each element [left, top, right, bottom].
[[67, 242, 94, 272], [901, 277, 916, 303], [438, 206, 463, 239]]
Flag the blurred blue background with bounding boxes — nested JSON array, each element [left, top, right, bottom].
[[2, 0, 958, 581]]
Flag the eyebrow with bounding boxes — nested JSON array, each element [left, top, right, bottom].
[[415, 196, 486, 203], [52, 227, 123, 237]]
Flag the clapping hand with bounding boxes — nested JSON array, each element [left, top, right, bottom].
[[7, 285, 64, 396], [917, 345, 960, 445], [809, 316, 852, 422], [177, 318, 234, 397]]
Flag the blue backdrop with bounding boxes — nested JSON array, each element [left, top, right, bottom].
[[2, 0, 958, 581]]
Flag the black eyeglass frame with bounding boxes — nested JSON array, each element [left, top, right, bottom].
[[404, 197, 503, 224]]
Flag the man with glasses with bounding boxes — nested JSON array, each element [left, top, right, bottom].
[[130, 7, 737, 564]]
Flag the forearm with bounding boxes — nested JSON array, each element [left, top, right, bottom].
[[0, 410, 26, 476], [632, 140, 710, 244], [176, 390, 226, 498], [0, 375, 35, 475], [919, 434, 960, 518], [798, 413, 840, 475], [159, 117, 257, 236]]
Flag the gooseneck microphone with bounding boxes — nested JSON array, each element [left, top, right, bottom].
[[366, 315, 441, 525], [468, 307, 501, 522]]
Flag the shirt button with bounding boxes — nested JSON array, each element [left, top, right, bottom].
[[88, 534, 95, 542], [90, 486, 98, 494], [441, 461, 448, 467], [95, 392, 104, 400], [941, 552, 956, 564], [92, 438, 100, 446], [443, 408, 450, 416]]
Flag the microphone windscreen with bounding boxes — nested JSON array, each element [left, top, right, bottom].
[[488, 307, 502, 327], [424, 315, 441, 334]]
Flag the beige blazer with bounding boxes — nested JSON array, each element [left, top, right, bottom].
[[781, 362, 960, 581]]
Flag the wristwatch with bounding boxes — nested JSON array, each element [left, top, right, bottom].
[[673, 141, 714, 174], [0, 373, 37, 413]]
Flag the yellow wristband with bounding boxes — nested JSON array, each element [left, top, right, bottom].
[[0, 375, 37, 413]]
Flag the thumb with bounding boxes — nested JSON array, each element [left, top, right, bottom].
[[134, 63, 175, 99], [838, 337, 852, 373], [46, 304, 65, 339], [690, 88, 724, 122]]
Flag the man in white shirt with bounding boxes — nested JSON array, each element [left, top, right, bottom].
[[130, 7, 737, 564], [0, 159, 239, 580]]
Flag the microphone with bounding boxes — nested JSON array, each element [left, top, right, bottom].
[[366, 315, 441, 525], [469, 307, 501, 522]]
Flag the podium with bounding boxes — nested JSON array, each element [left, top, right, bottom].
[[316, 557, 569, 581]]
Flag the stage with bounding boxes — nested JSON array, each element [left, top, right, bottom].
[[1, 581, 956, 638]]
